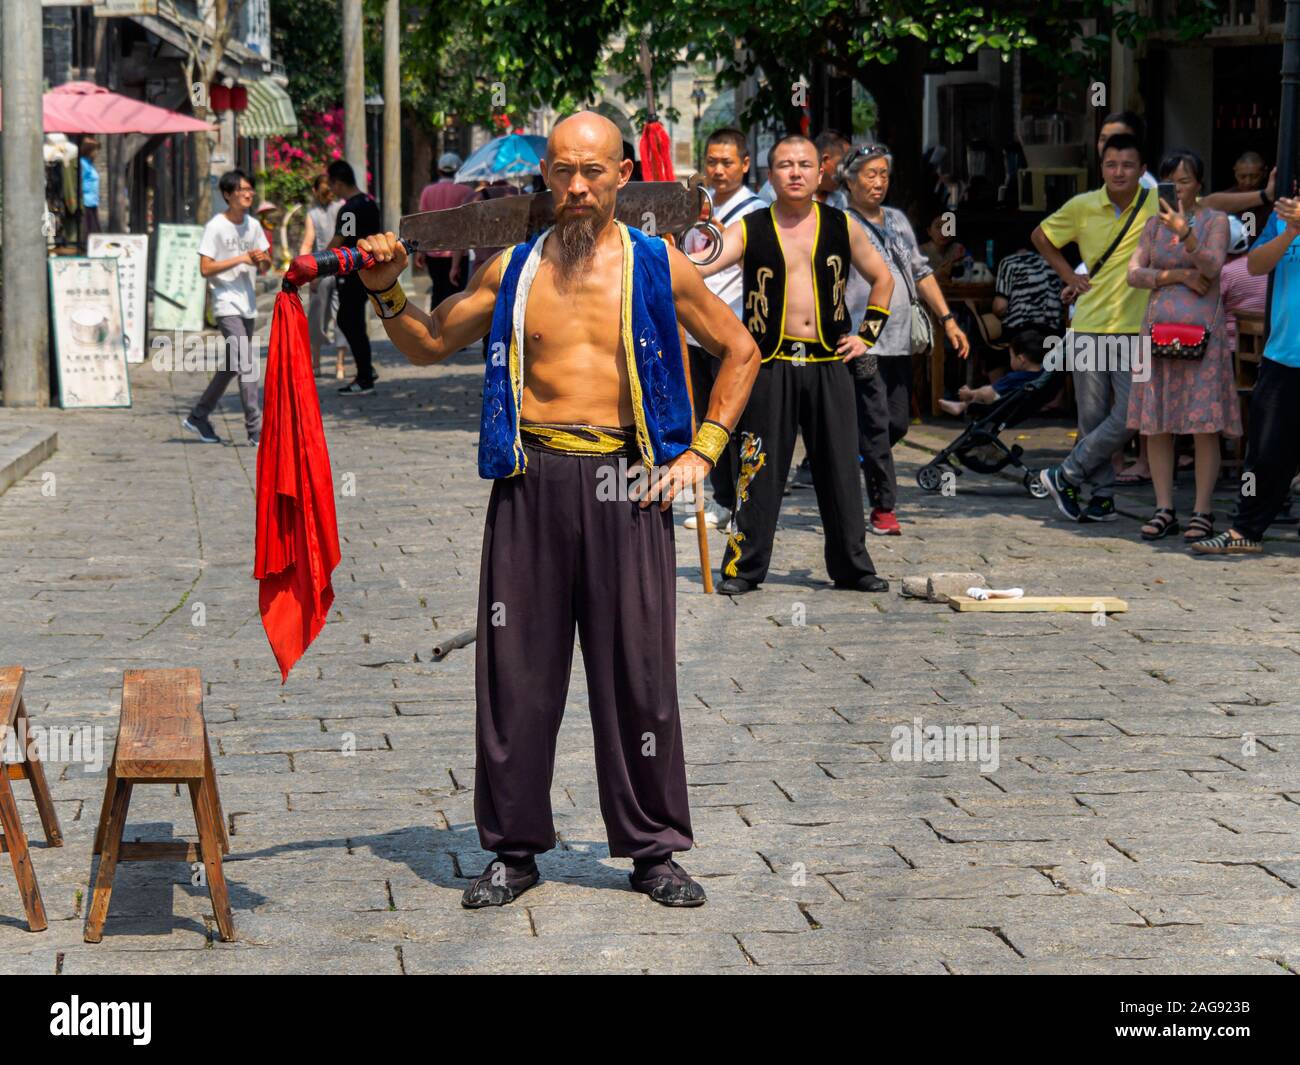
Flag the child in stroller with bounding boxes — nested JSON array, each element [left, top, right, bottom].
[[918, 328, 1063, 498]]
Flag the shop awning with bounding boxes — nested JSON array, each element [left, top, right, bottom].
[[239, 79, 298, 138], [0, 81, 214, 135]]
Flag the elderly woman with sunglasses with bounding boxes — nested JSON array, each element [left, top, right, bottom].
[[841, 143, 971, 536]]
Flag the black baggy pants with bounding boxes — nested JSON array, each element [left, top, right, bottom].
[[722, 356, 877, 586], [686, 343, 737, 510], [1233, 358, 1300, 540], [473, 437, 694, 863], [855, 355, 913, 512], [336, 275, 376, 387]]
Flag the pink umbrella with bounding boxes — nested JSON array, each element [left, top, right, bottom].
[[0, 81, 214, 134]]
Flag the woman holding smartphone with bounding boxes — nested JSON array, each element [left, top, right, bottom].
[[1125, 148, 1237, 542]]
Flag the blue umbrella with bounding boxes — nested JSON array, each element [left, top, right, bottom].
[[454, 134, 548, 183]]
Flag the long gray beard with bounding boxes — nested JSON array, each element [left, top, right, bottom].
[[553, 210, 600, 287]]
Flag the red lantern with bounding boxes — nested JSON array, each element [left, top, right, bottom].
[[209, 83, 231, 113], [230, 85, 248, 113]]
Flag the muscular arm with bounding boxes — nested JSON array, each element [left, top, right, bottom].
[[355, 233, 500, 365], [695, 218, 746, 278], [847, 223, 895, 311], [667, 243, 759, 431]]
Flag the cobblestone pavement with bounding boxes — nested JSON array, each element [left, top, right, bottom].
[[1, 309, 1298, 974]]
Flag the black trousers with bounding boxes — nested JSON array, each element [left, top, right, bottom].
[[722, 356, 877, 585], [336, 275, 376, 387], [426, 254, 466, 312], [686, 343, 737, 509], [1233, 358, 1300, 540], [855, 356, 913, 512], [474, 437, 693, 863]]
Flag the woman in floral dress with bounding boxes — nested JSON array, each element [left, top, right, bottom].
[[1126, 149, 1239, 542]]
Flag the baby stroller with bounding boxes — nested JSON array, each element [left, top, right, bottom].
[[916, 371, 1063, 498]]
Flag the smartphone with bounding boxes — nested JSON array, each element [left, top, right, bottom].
[[1158, 182, 1177, 211]]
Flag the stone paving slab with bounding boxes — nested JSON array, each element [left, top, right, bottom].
[[0, 299, 1297, 974]]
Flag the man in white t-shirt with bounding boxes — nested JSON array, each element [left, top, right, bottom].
[[681, 129, 767, 530], [183, 169, 271, 446]]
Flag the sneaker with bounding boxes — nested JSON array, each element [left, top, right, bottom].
[[1040, 465, 1083, 522], [248, 432, 259, 449], [684, 500, 731, 531], [1081, 496, 1118, 523], [869, 508, 901, 535], [1191, 530, 1262, 555], [182, 415, 221, 443], [338, 379, 375, 395]]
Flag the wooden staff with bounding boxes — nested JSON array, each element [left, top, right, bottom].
[[664, 232, 714, 593]]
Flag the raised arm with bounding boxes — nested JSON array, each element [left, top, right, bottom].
[[695, 217, 746, 278], [355, 233, 499, 365], [1202, 168, 1275, 213]]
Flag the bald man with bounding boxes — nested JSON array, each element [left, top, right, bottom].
[[356, 112, 760, 908]]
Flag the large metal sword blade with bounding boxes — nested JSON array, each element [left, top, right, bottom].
[[399, 181, 703, 252]]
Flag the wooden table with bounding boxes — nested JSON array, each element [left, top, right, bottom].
[[928, 280, 997, 414]]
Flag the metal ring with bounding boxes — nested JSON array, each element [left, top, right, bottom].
[[684, 220, 724, 266]]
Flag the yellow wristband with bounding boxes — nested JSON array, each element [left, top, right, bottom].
[[365, 280, 407, 319], [688, 419, 730, 466]]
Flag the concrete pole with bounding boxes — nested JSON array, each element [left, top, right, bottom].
[[342, 0, 367, 192], [1, 0, 51, 407], [382, 0, 401, 234]]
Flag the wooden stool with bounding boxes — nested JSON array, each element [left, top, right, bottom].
[[85, 668, 233, 943], [0, 667, 63, 932]]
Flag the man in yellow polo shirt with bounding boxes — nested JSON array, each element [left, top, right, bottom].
[[1031, 132, 1157, 522]]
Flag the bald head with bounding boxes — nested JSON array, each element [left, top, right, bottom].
[[548, 111, 624, 166]]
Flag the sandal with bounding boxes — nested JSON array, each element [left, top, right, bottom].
[[1183, 512, 1214, 542], [1141, 507, 1180, 541]]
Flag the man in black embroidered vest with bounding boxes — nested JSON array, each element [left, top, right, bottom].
[[698, 135, 896, 595]]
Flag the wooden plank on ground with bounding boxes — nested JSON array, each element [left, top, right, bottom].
[[948, 595, 1128, 613]]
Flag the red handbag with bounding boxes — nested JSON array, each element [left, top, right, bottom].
[[1151, 322, 1208, 360]]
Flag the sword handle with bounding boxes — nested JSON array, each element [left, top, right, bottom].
[[283, 237, 420, 290]]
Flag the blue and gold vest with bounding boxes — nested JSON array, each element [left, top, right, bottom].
[[477, 221, 694, 480]]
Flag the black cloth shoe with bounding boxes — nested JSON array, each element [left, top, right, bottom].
[[461, 857, 539, 908], [629, 858, 707, 907], [834, 574, 889, 592], [717, 577, 758, 596], [182, 415, 221, 443]]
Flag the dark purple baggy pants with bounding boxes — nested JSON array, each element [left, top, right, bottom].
[[473, 427, 694, 863]]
